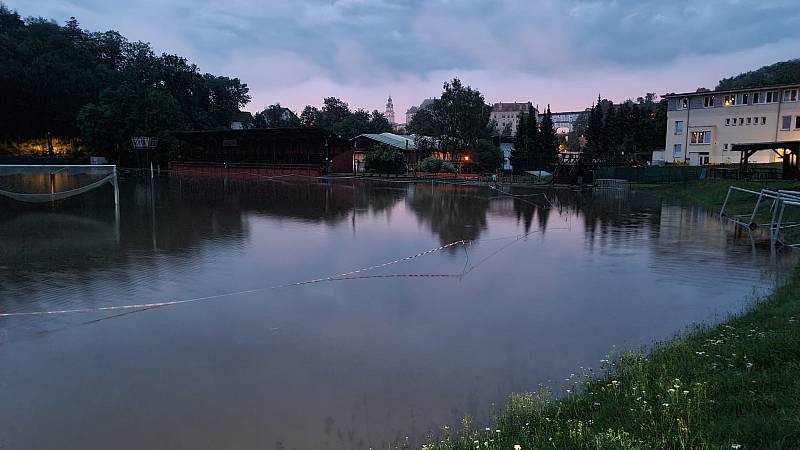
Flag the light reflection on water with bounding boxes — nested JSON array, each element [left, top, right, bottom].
[[0, 177, 795, 450]]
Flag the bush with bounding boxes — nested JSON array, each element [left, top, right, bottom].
[[365, 145, 407, 174], [474, 139, 503, 173], [418, 156, 456, 173]]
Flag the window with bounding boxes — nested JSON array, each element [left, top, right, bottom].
[[741, 93, 749, 105], [766, 91, 778, 103], [796, 116, 800, 129], [753, 116, 758, 124], [739, 118, 744, 126], [673, 144, 682, 158], [725, 118, 731, 126], [783, 89, 798, 102], [724, 143, 729, 150], [703, 96, 714, 107], [762, 117, 767, 125], [681, 98, 688, 109], [753, 92, 761, 104], [747, 117, 752, 125], [781, 115, 791, 130], [691, 131, 711, 144], [732, 118, 737, 126], [674, 120, 684, 134], [724, 95, 736, 106]]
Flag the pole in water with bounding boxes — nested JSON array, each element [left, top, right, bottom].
[[50, 171, 55, 207], [150, 161, 154, 179]]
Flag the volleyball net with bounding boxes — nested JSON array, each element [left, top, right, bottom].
[[0, 165, 118, 203]]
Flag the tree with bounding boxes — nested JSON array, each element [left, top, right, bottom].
[[524, 104, 540, 170], [300, 105, 321, 127], [320, 97, 351, 126], [419, 156, 456, 173], [510, 113, 528, 174], [368, 110, 391, 134], [601, 101, 619, 156], [0, 8, 250, 155], [428, 78, 491, 156], [0, 4, 23, 31], [474, 139, 503, 172], [407, 108, 437, 135], [537, 105, 559, 169], [299, 99, 391, 138], [365, 144, 407, 174], [585, 95, 604, 156], [717, 59, 800, 90]]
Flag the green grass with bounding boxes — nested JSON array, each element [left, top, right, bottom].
[[634, 180, 800, 213], [423, 182, 800, 450]]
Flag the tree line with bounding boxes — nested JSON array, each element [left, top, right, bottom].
[[578, 94, 667, 161], [0, 4, 249, 159], [508, 104, 559, 174]]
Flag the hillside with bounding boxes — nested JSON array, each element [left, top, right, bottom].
[[717, 58, 800, 90]]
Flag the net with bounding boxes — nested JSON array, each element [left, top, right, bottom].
[[0, 165, 117, 203], [131, 137, 158, 149]]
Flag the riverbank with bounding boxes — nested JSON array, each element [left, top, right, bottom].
[[426, 181, 800, 450]]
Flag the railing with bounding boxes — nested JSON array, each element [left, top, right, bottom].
[[720, 185, 800, 246], [169, 161, 321, 177]]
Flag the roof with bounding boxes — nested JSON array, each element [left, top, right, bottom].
[[491, 102, 531, 112], [406, 98, 436, 114], [232, 111, 253, 122], [664, 83, 800, 98], [730, 140, 800, 152], [354, 132, 417, 150], [171, 127, 346, 144]]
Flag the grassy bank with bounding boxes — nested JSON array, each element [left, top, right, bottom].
[[633, 180, 800, 212], [426, 182, 800, 450]]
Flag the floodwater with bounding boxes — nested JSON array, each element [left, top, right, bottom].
[[0, 176, 796, 450]]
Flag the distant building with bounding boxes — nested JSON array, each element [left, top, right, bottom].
[[230, 111, 253, 130], [385, 96, 395, 125], [540, 111, 583, 135], [664, 84, 800, 169], [406, 98, 435, 125], [490, 102, 534, 137]]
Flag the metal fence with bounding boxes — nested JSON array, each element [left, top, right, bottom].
[[593, 166, 705, 183], [593, 164, 783, 184]]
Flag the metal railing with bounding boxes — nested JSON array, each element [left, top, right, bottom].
[[720, 185, 800, 246]]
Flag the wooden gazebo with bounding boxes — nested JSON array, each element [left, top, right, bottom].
[[733, 140, 800, 180]]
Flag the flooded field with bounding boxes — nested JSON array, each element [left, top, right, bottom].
[[0, 176, 795, 450]]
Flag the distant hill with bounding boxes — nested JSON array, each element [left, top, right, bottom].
[[716, 59, 800, 90]]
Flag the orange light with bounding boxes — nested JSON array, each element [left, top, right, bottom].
[[463, 155, 470, 161]]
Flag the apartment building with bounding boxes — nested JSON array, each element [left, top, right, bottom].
[[664, 84, 800, 166], [490, 102, 535, 137]]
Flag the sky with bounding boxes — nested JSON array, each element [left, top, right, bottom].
[[9, 0, 800, 119]]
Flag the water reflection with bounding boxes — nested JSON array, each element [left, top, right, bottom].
[[0, 178, 796, 450]]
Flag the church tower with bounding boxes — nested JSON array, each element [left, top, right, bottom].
[[385, 96, 395, 125]]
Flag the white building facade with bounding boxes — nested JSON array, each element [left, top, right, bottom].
[[664, 85, 800, 165], [490, 102, 534, 137]]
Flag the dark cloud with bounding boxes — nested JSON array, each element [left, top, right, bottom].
[[8, 0, 800, 113]]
